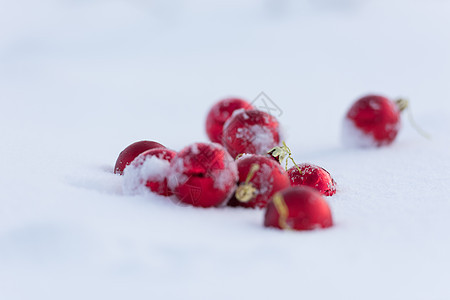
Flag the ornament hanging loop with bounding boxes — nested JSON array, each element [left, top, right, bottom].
[[272, 193, 291, 230], [395, 98, 431, 140], [395, 98, 409, 112], [235, 163, 260, 203], [268, 141, 302, 174]]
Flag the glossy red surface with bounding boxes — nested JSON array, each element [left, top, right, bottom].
[[228, 155, 290, 209], [222, 109, 280, 158], [205, 98, 253, 144], [114, 140, 165, 175], [288, 164, 336, 196], [346, 95, 401, 146], [264, 186, 333, 231], [170, 143, 238, 207]]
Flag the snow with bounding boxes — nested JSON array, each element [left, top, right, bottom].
[[255, 161, 277, 196], [211, 148, 238, 192], [189, 143, 200, 155], [122, 155, 170, 195], [341, 118, 379, 147], [1, 0, 450, 299], [236, 124, 277, 153], [167, 154, 189, 190]]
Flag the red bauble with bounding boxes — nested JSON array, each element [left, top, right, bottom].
[[123, 148, 177, 196], [114, 141, 165, 175], [222, 109, 281, 158], [168, 143, 238, 207], [288, 164, 337, 196], [206, 98, 253, 144], [264, 186, 333, 231], [343, 95, 402, 147], [228, 154, 290, 209]]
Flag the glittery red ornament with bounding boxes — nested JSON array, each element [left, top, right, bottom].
[[206, 98, 253, 144], [114, 141, 165, 175], [169, 143, 238, 207], [264, 186, 333, 231], [228, 154, 290, 209], [288, 164, 337, 196], [222, 109, 281, 159], [342, 95, 406, 147], [123, 148, 177, 196]]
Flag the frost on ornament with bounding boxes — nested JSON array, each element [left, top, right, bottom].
[[122, 148, 176, 196], [168, 142, 238, 207], [114, 140, 165, 175], [222, 109, 281, 158], [288, 163, 337, 196], [236, 125, 276, 151]]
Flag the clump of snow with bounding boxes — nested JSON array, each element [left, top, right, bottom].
[[235, 153, 254, 161], [235, 124, 277, 154], [211, 148, 238, 192], [190, 143, 200, 155], [223, 108, 246, 131], [167, 155, 188, 191], [341, 118, 378, 148], [254, 162, 275, 196], [123, 155, 171, 195]]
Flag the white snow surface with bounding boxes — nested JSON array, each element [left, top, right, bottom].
[[1, 1, 450, 299]]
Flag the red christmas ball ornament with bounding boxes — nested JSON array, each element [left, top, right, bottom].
[[342, 95, 407, 147], [222, 109, 281, 158], [206, 98, 253, 144], [228, 154, 290, 209], [115, 141, 165, 175], [287, 164, 337, 196], [168, 143, 238, 207], [123, 148, 177, 196], [264, 186, 333, 231]]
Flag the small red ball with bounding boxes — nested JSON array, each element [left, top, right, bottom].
[[264, 186, 333, 231], [228, 154, 290, 209], [114, 141, 165, 175], [343, 95, 401, 147], [169, 143, 238, 207], [123, 148, 177, 196], [222, 109, 281, 158], [206, 98, 253, 144], [287, 164, 337, 196]]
